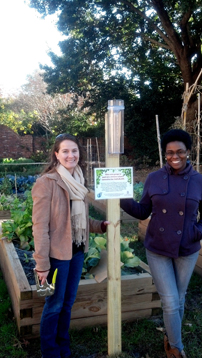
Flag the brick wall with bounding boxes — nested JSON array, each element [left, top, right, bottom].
[[0, 125, 132, 160], [0, 125, 44, 159]]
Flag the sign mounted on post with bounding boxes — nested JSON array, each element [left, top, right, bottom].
[[94, 167, 133, 200]]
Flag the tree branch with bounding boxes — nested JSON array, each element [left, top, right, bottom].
[[150, 0, 183, 54], [142, 36, 170, 50], [119, 0, 174, 49]]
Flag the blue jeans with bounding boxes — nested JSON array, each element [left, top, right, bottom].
[[40, 251, 84, 358], [146, 249, 199, 352]]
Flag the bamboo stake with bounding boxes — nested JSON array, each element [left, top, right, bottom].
[[181, 69, 202, 129], [90, 138, 92, 187], [105, 113, 122, 355], [86, 138, 89, 187], [14, 173, 17, 197], [187, 69, 202, 104], [182, 83, 189, 130], [155, 115, 163, 168], [95, 137, 101, 168], [196, 93, 201, 172]]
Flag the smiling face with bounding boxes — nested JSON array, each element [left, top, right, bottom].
[[55, 139, 80, 174], [165, 141, 189, 174]]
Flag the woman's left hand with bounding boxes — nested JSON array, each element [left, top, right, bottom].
[[101, 221, 110, 233]]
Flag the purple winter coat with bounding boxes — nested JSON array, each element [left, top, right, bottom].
[[120, 162, 202, 258]]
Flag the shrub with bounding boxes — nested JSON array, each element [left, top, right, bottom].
[[133, 182, 144, 201]]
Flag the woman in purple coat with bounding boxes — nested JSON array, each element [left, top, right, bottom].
[[121, 129, 202, 358]]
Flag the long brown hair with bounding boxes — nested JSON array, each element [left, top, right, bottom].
[[42, 133, 85, 175]]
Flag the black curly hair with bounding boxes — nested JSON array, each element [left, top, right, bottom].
[[161, 129, 192, 152]]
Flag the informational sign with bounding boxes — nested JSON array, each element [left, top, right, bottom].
[[94, 167, 133, 200]]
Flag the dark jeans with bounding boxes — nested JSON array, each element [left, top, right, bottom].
[[40, 251, 84, 358]]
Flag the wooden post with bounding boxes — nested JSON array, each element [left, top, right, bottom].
[[95, 137, 101, 168], [182, 82, 189, 130], [181, 69, 202, 130], [155, 115, 163, 168], [86, 139, 89, 187], [105, 113, 122, 355], [196, 93, 201, 173], [90, 138, 93, 187]]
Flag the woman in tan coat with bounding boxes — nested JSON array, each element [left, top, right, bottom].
[[32, 133, 109, 358]]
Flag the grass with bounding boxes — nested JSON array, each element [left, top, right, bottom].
[[0, 270, 27, 358], [0, 206, 202, 357]]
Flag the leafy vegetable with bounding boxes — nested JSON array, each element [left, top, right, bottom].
[[82, 233, 140, 279], [0, 194, 24, 211], [1, 191, 34, 250], [1, 192, 140, 277]]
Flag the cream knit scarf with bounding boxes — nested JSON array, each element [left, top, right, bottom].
[[56, 164, 88, 246]]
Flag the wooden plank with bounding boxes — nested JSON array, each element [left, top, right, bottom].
[[0, 239, 21, 300], [20, 297, 45, 310], [0, 239, 33, 333], [194, 265, 202, 277], [70, 309, 152, 330], [122, 296, 161, 311], [105, 109, 121, 355], [107, 195, 122, 354], [32, 324, 40, 337], [71, 293, 161, 320], [0, 239, 32, 299], [28, 308, 153, 335], [137, 260, 151, 274], [122, 275, 156, 294], [196, 253, 202, 267], [0, 211, 11, 219], [194, 242, 202, 276], [7, 281, 21, 331], [18, 315, 43, 327]]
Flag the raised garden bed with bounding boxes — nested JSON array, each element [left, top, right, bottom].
[[195, 244, 202, 276], [0, 238, 161, 339], [0, 210, 11, 219]]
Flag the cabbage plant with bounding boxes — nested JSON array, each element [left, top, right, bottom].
[[82, 233, 140, 279]]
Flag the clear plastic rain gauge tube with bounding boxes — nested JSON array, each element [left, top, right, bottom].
[[107, 99, 124, 154]]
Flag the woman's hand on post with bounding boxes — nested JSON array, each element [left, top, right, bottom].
[[101, 221, 110, 233]]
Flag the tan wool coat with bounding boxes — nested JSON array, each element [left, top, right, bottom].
[[32, 171, 104, 272]]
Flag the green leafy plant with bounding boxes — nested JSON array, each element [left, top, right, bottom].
[[1, 191, 33, 250], [120, 236, 140, 268], [23, 253, 29, 263], [0, 175, 13, 195], [133, 182, 144, 202], [82, 233, 140, 279], [0, 194, 24, 211], [1, 194, 140, 277]]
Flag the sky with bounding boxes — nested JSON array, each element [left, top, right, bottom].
[[0, 0, 64, 96]]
